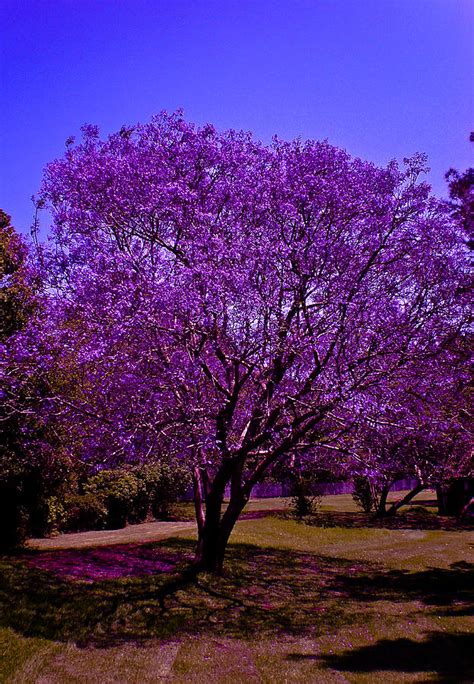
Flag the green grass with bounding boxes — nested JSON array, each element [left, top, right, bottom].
[[1, 493, 473, 683]]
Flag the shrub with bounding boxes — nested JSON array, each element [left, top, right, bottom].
[[0, 480, 29, 549], [44, 496, 67, 536], [289, 475, 322, 519], [135, 461, 191, 520], [352, 476, 381, 515], [62, 493, 107, 532], [36, 462, 192, 534], [405, 505, 434, 517], [84, 470, 141, 529], [127, 481, 149, 524], [0, 450, 75, 547]]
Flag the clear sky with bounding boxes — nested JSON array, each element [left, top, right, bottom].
[[1, 0, 473, 235]]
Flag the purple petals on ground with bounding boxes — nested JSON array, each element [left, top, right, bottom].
[[28, 544, 182, 582]]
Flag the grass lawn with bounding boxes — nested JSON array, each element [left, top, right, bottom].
[[1, 492, 473, 683]]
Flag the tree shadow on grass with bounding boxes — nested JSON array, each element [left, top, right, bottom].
[[0, 540, 472, 648], [299, 510, 473, 531], [0, 540, 356, 646], [330, 559, 474, 617], [28, 543, 187, 582], [313, 631, 474, 683]]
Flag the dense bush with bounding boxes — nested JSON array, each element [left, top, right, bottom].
[[61, 493, 108, 532], [43, 496, 67, 535], [0, 481, 29, 549], [289, 475, 322, 519], [0, 456, 193, 542], [0, 451, 75, 548], [127, 478, 149, 524], [135, 461, 191, 520], [405, 505, 435, 517], [351, 476, 381, 515], [83, 470, 141, 529]]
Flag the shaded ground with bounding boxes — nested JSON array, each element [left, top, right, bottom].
[[298, 510, 473, 531], [27, 543, 188, 582], [6, 540, 472, 643], [319, 631, 474, 683], [2, 494, 473, 683]]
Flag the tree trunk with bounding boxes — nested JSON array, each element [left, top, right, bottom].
[[436, 484, 448, 515], [374, 482, 391, 518], [192, 465, 206, 562], [194, 530, 227, 574], [385, 483, 426, 516], [193, 464, 248, 575], [193, 501, 247, 574], [459, 496, 474, 520], [193, 481, 226, 571]]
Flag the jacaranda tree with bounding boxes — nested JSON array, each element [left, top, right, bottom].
[[17, 113, 470, 571], [344, 351, 472, 517]]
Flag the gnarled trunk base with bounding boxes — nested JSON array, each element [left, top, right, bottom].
[[194, 534, 227, 574], [373, 482, 392, 518], [191, 460, 249, 574], [193, 495, 247, 575]]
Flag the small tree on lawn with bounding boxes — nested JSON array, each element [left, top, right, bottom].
[[345, 351, 472, 518]]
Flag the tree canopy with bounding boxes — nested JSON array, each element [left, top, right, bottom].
[[4, 113, 472, 571]]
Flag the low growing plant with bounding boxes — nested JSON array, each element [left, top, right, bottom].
[[352, 476, 381, 515], [84, 470, 141, 529], [62, 492, 108, 532]]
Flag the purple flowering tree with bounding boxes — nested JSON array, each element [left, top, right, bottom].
[[342, 351, 472, 517], [23, 113, 469, 572]]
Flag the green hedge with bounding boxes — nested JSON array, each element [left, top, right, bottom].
[[0, 452, 75, 548], [1, 458, 193, 544], [83, 470, 142, 529], [82, 462, 191, 529], [134, 461, 191, 520], [61, 493, 108, 532]]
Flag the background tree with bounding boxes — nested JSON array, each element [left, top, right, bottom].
[[0, 210, 37, 340], [346, 345, 472, 518], [445, 132, 474, 249], [0, 212, 68, 546]]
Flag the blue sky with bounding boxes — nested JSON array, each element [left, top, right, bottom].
[[1, 0, 473, 235]]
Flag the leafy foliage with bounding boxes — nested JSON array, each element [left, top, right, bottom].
[[59, 463, 192, 532], [351, 476, 382, 515], [289, 482, 322, 519], [84, 470, 142, 529], [0, 452, 76, 547], [0, 210, 37, 341], [61, 493, 108, 532], [135, 461, 192, 520], [445, 144, 474, 250]]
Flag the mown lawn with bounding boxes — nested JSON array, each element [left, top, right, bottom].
[[1, 493, 473, 683]]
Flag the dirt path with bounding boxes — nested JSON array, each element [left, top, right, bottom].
[[27, 520, 196, 551], [25, 506, 284, 553]]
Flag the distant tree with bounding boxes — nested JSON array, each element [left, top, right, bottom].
[[0, 210, 37, 340], [0, 212, 72, 546], [345, 348, 472, 518], [445, 133, 474, 249]]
